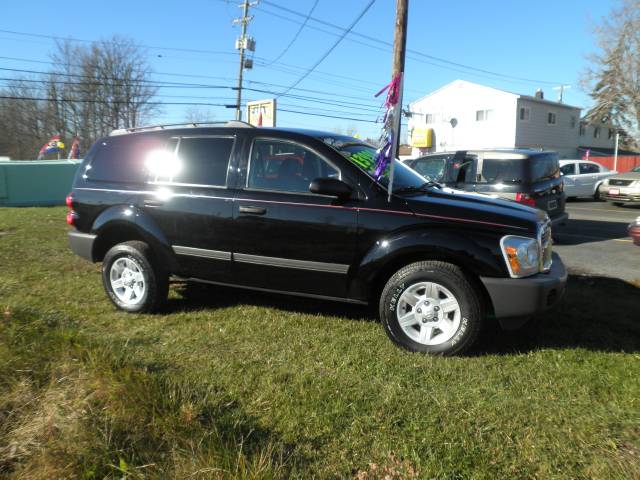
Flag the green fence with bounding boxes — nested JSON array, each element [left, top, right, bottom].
[[0, 159, 82, 206]]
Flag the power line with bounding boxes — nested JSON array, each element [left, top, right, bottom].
[[0, 28, 237, 57], [0, 73, 384, 114], [275, 0, 376, 97], [0, 95, 237, 107], [257, 0, 566, 86], [0, 29, 390, 96], [0, 56, 384, 103], [263, 0, 320, 65], [0, 94, 378, 123]]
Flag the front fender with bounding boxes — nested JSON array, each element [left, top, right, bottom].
[[349, 226, 507, 300], [91, 205, 179, 271]]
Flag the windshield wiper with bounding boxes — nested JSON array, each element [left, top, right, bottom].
[[394, 181, 442, 194]]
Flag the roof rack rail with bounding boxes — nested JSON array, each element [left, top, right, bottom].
[[109, 120, 255, 136]]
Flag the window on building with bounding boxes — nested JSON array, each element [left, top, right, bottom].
[[570, 116, 577, 128], [424, 113, 435, 124], [547, 112, 557, 125], [608, 128, 614, 139], [519, 107, 530, 122], [579, 122, 586, 136], [476, 109, 492, 121], [594, 127, 601, 139]]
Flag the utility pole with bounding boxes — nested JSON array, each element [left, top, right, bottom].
[[233, 1, 257, 121], [614, 130, 620, 171], [388, 0, 409, 200], [553, 84, 571, 103]]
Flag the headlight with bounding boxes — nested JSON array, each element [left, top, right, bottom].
[[500, 236, 540, 278], [603, 178, 610, 186]]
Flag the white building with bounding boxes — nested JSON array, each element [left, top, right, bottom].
[[407, 80, 615, 158]]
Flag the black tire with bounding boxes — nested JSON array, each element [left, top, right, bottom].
[[102, 241, 168, 313], [379, 261, 482, 355], [593, 187, 601, 201]]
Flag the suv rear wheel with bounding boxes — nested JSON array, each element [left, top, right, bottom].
[[102, 241, 168, 313], [379, 261, 482, 355]]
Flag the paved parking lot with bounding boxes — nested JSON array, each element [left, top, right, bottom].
[[555, 200, 640, 282]]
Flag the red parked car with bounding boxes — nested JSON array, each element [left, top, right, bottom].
[[629, 217, 640, 246]]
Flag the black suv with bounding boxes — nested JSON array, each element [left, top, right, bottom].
[[67, 122, 566, 355], [403, 150, 568, 228]]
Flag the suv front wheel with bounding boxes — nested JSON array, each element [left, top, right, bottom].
[[102, 241, 169, 313], [379, 261, 482, 355]]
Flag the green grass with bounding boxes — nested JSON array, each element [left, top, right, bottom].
[[0, 206, 639, 479]]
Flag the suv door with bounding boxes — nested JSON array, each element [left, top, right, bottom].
[[232, 136, 358, 298], [140, 134, 238, 282]]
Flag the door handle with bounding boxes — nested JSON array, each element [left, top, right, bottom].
[[143, 199, 164, 207], [239, 205, 266, 215]]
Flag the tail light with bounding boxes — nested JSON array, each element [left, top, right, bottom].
[[515, 192, 536, 207], [66, 193, 77, 226]]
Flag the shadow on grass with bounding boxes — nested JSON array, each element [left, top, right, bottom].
[[168, 275, 640, 354], [475, 274, 640, 355], [168, 281, 376, 322]]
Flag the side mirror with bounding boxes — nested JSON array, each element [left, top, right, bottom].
[[309, 177, 353, 199]]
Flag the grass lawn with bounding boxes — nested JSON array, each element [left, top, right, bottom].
[[0, 206, 639, 479]]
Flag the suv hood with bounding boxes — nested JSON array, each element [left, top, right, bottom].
[[403, 187, 544, 235]]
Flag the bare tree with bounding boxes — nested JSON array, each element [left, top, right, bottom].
[[583, 0, 640, 147], [184, 106, 217, 124], [0, 35, 158, 159]]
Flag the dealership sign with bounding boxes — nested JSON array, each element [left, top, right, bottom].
[[247, 99, 276, 127]]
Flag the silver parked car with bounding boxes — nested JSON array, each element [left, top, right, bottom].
[[559, 160, 617, 200], [598, 166, 640, 205]]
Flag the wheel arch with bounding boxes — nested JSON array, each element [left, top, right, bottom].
[[90, 205, 179, 271], [350, 228, 504, 314]]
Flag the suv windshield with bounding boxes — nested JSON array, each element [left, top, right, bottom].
[[319, 136, 425, 190]]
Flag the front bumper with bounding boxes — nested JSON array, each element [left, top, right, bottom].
[[68, 230, 97, 262], [599, 185, 640, 203], [480, 253, 567, 328]]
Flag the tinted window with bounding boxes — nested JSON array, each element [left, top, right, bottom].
[[478, 159, 525, 184], [560, 163, 576, 176], [478, 154, 558, 184], [411, 156, 448, 181], [87, 134, 167, 183], [579, 163, 600, 174], [248, 139, 338, 193], [530, 155, 559, 182], [173, 137, 233, 186]]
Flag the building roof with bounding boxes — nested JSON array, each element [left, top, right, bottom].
[[410, 79, 581, 111]]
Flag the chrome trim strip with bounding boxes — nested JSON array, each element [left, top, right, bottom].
[[234, 253, 349, 274], [175, 277, 367, 305], [173, 246, 231, 261]]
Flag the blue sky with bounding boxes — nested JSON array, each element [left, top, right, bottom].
[[1, 0, 614, 140]]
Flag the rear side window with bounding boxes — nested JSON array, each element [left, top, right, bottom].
[[87, 135, 167, 184], [172, 137, 233, 186], [478, 158, 525, 184], [477, 154, 559, 184], [579, 163, 600, 174]]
